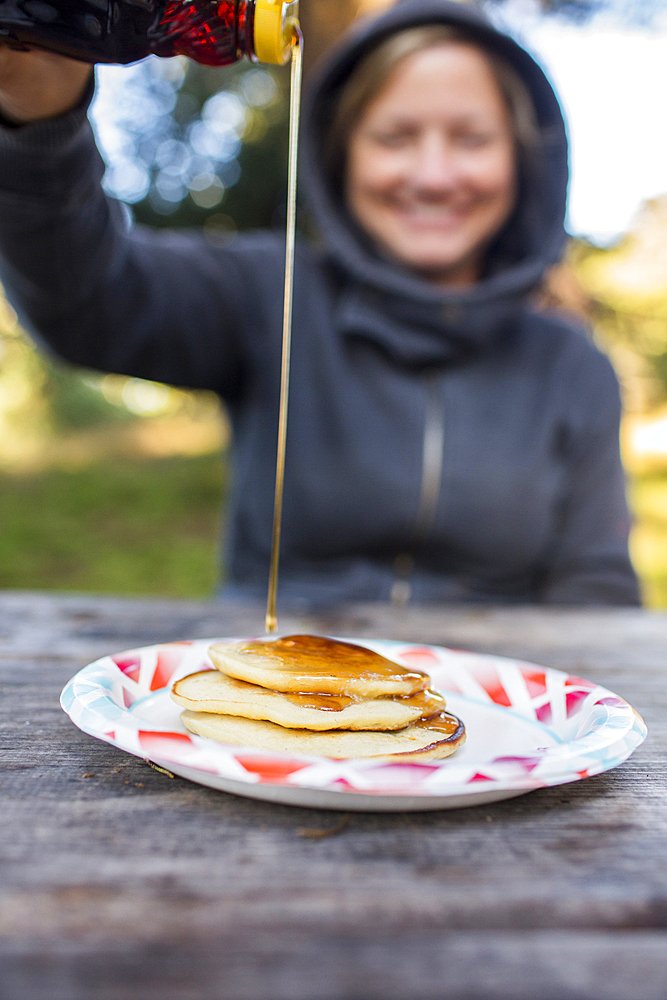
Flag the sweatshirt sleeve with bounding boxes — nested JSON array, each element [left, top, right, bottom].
[[0, 78, 248, 399], [539, 348, 641, 606]]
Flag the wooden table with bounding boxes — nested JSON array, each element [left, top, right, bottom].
[[0, 591, 665, 1000]]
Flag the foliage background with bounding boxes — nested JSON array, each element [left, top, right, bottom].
[[1, 0, 667, 604]]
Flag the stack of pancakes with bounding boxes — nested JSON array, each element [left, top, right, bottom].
[[172, 634, 465, 761]]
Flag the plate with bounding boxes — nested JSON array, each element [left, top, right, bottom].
[[60, 637, 647, 812]]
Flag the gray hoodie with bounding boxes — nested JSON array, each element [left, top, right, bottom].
[[0, 0, 640, 607]]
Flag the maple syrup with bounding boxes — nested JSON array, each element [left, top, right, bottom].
[[265, 32, 301, 633], [415, 711, 464, 737], [0, 0, 298, 67], [400, 711, 466, 752], [281, 685, 445, 714], [233, 634, 430, 696], [150, 0, 253, 65]]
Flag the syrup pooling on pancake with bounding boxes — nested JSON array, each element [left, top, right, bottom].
[[180, 707, 466, 761], [405, 710, 464, 741], [209, 634, 429, 698], [171, 668, 446, 731], [282, 686, 444, 713]]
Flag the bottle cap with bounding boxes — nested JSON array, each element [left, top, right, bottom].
[[253, 0, 299, 65]]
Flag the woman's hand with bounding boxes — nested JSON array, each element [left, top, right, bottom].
[[0, 46, 92, 124]]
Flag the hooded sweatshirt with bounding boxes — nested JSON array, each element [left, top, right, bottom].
[[0, 0, 640, 607]]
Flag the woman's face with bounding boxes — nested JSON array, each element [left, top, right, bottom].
[[345, 43, 517, 287]]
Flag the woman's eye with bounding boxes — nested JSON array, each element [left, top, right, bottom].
[[371, 131, 413, 148], [457, 132, 494, 149]]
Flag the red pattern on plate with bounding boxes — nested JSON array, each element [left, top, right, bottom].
[[150, 647, 189, 692], [566, 690, 590, 717], [138, 731, 196, 756], [470, 664, 512, 707], [113, 656, 142, 683], [331, 778, 357, 792], [468, 772, 494, 783], [235, 755, 311, 782], [521, 668, 548, 699], [536, 703, 552, 724], [400, 647, 440, 666], [566, 675, 596, 690]]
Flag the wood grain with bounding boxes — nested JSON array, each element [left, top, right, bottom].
[[0, 592, 665, 999]]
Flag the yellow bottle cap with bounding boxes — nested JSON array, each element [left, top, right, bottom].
[[253, 0, 299, 65]]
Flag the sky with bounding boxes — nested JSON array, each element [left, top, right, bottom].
[[494, 2, 667, 243]]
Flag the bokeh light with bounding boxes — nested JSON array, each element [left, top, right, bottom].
[[91, 60, 282, 218]]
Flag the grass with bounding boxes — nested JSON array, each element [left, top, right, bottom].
[[0, 451, 664, 607], [0, 454, 225, 598]]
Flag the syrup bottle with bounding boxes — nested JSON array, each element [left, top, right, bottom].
[[0, 0, 299, 66]]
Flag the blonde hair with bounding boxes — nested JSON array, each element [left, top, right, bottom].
[[325, 25, 540, 186]]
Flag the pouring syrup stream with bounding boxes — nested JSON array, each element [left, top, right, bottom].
[[265, 31, 303, 635]]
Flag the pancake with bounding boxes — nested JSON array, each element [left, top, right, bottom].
[[171, 669, 446, 731], [181, 708, 466, 761], [209, 634, 428, 698]]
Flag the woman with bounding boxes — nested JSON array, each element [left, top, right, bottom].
[[0, 0, 640, 607]]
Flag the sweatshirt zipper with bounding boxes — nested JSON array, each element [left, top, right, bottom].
[[391, 372, 445, 606]]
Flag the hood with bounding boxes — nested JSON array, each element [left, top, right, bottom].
[[300, 0, 570, 363]]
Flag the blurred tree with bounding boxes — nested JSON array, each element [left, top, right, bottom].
[[93, 57, 292, 232], [42, 358, 133, 432], [570, 198, 667, 410]]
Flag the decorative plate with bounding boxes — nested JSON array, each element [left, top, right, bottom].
[[60, 637, 647, 812]]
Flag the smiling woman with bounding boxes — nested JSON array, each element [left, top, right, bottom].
[[324, 24, 542, 282], [345, 39, 517, 286]]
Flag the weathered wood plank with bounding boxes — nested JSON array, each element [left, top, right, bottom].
[[2, 590, 666, 665], [1, 931, 666, 1000]]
